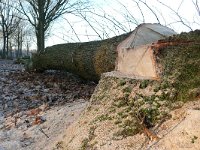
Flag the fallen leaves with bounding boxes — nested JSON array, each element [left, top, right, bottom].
[[0, 60, 94, 149], [26, 108, 42, 116], [0, 63, 96, 131], [33, 116, 46, 125]]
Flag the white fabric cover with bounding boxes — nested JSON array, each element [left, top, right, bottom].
[[116, 23, 176, 78]]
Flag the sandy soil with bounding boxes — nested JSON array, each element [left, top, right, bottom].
[[0, 100, 88, 150], [147, 99, 200, 150], [62, 97, 200, 150]]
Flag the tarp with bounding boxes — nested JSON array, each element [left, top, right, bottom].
[[116, 23, 176, 79], [118, 23, 176, 49]]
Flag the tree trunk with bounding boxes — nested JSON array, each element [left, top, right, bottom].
[[36, 28, 45, 53], [2, 32, 6, 59], [37, 0, 45, 53], [32, 32, 131, 81], [9, 42, 12, 59], [17, 29, 20, 58], [1, 16, 6, 59], [17, 28, 23, 58], [20, 30, 23, 57], [6, 34, 9, 58], [5, 25, 9, 59], [26, 42, 29, 56]]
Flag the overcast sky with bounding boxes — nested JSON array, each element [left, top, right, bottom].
[[44, 0, 199, 48]]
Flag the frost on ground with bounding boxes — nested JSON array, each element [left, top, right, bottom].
[[0, 59, 96, 150]]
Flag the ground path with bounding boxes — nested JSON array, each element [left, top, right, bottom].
[[0, 59, 96, 150]]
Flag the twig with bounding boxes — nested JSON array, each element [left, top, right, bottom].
[[39, 128, 49, 138], [141, 123, 160, 141], [147, 114, 186, 149], [14, 116, 18, 127], [135, 112, 160, 141], [135, 112, 160, 149]]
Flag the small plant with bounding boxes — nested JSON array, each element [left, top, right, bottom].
[[109, 106, 116, 113], [139, 80, 149, 89], [81, 126, 97, 150], [191, 136, 198, 143], [189, 88, 200, 99], [123, 87, 132, 93], [139, 107, 159, 128], [124, 92, 130, 99], [159, 92, 170, 101], [94, 108, 99, 112], [128, 98, 135, 107], [128, 79, 136, 84], [119, 80, 127, 86], [95, 114, 112, 122], [87, 106, 92, 111], [160, 81, 169, 89], [123, 118, 135, 126], [116, 100, 128, 108], [114, 119, 122, 125], [81, 138, 89, 150], [89, 126, 96, 140], [153, 85, 160, 92], [124, 106, 132, 113], [114, 126, 138, 138], [117, 112, 123, 117], [55, 141, 65, 149], [117, 111, 129, 120]]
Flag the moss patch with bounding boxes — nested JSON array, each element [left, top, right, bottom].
[[157, 30, 200, 102], [85, 30, 200, 140]]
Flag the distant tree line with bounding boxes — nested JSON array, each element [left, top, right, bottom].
[[0, 0, 33, 59]]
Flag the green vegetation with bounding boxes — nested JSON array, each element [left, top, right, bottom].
[[119, 79, 127, 86], [191, 136, 198, 143], [94, 114, 112, 122], [158, 30, 200, 101], [123, 86, 132, 93], [87, 30, 200, 139], [81, 138, 90, 150], [15, 56, 31, 65], [139, 80, 150, 89], [54, 141, 65, 149], [81, 126, 97, 150]]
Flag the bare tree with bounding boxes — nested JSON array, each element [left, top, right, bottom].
[[156, 0, 193, 30], [10, 20, 34, 58], [19, 0, 90, 53], [15, 25, 23, 57], [193, 0, 200, 16], [92, 0, 197, 34], [23, 26, 34, 56], [0, 0, 21, 59], [13, 0, 199, 50]]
